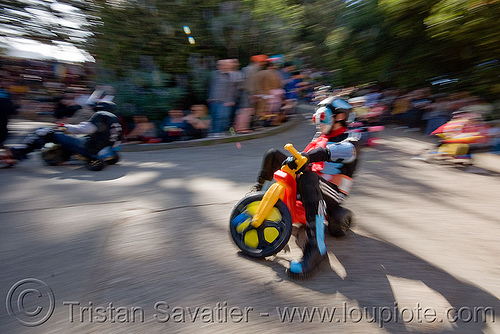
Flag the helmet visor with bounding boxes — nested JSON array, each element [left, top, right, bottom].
[[313, 106, 333, 134]]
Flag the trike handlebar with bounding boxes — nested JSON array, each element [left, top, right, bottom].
[[284, 143, 309, 173], [284, 143, 300, 157]]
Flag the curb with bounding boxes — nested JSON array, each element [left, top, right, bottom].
[[120, 108, 310, 152], [6, 105, 313, 152]]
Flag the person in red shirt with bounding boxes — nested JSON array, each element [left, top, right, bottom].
[[251, 97, 360, 278]]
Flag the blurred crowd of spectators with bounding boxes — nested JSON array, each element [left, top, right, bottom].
[[203, 55, 309, 138], [348, 87, 497, 130], [2, 55, 498, 150], [0, 55, 320, 144], [344, 86, 500, 152]]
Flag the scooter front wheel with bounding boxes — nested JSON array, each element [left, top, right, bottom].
[[229, 193, 292, 258]]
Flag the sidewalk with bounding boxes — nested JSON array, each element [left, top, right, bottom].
[[120, 112, 308, 152], [5, 104, 316, 151], [6, 103, 499, 174], [118, 103, 316, 151]]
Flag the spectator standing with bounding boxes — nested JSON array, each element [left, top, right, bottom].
[[207, 60, 234, 137], [281, 70, 305, 119], [378, 88, 399, 123], [363, 88, 382, 108], [391, 91, 411, 126], [406, 88, 432, 132], [254, 60, 284, 125], [424, 94, 452, 136], [281, 61, 296, 86], [228, 59, 245, 130], [348, 97, 370, 120], [234, 55, 267, 133], [284, 70, 307, 102], [50, 87, 83, 120]]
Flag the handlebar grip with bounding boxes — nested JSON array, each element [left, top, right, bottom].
[[284, 143, 309, 173], [284, 143, 302, 160]]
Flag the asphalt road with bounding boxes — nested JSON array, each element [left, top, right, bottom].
[[1, 118, 499, 334]]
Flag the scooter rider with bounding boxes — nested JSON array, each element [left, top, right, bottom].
[[11, 101, 122, 163], [251, 97, 360, 278]]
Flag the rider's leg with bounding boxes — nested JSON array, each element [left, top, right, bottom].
[[318, 176, 347, 211], [319, 177, 349, 236], [10, 127, 55, 160], [52, 132, 88, 157], [288, 171, 328, 278], [251, 149, 287, 192]]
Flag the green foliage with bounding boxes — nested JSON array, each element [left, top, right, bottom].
[[102, 69, 187, 121], [187, 58, 212, 104], [90, 0, 312, 74], [5, 0, 499, 103]]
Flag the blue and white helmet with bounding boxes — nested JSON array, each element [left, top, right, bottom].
[[312, 106, 334, 134], [312, 97, 352, 134]]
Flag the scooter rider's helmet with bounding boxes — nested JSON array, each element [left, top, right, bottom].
[[312, 96, 352, 134], [93, 101, 116, 113]]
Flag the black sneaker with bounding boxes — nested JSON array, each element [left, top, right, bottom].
[[287, 241, 328, 279], [249, 182, 263, 193], [9, 146, 28, 161]]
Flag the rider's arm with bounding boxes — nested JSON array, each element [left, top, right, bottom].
[[306, 141, 357, 164], [64, 121, 98, 135]]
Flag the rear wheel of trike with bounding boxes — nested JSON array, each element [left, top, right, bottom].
[[327, 207, 353, 237], [105, 153, 120, 165], [229, 193, 293, 258], [86, 157, 105, 171]]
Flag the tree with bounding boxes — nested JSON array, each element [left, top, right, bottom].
[[4, 0, 499, 101], [0, 0, 97, 58]]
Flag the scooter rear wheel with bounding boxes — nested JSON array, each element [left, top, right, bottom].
[[229, 193, 292, 258]]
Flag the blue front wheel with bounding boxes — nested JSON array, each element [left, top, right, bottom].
[[229, 193, 293, 258]]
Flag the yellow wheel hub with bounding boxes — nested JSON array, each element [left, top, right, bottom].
[[239, 201, 282, 249]]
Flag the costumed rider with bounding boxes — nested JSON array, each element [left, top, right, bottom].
[[251, 97, 360, 278], [11, 101, 122, 164]]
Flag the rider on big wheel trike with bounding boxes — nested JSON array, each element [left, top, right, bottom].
[[250, 97, 361, 279]]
